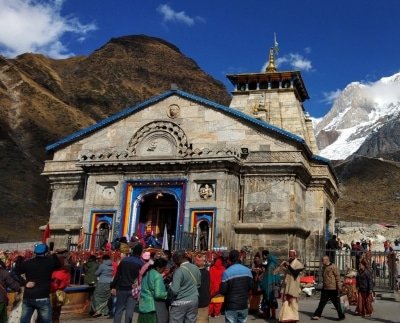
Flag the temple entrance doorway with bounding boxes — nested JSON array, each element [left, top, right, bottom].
[[191, 210, 215, 251], [197, 220, 210, 251], [89, 212, 114, 250], [97, 222, 110, 248], [138, 192, 178, 246]]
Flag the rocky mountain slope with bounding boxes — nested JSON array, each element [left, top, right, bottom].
[[355, 118, 400, 161], [0, 35, 230, 242], [315, 73, 400, 160], [334, 156, 400, 224]]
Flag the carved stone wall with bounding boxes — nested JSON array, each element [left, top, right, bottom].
[[48, 175, 85, 226], [243, 176, 291, 223], [44, 94, 337, 256], [230, 90, 318, 154]]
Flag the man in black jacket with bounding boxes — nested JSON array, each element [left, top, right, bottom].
[[111, 243, 144, 323], [195, 254, 210, 323], [220, 250, 252, 323], [18, 243, 61, 323]]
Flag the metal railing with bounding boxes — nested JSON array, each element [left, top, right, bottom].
[[67, 231, 198, 252], [313, 249, 399, 291], [174, 231, 197, 251]]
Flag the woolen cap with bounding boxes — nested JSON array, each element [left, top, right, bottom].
[[34, 243, 48, 255]]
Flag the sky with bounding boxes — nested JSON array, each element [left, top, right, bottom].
[[1, 0, 400, 117]]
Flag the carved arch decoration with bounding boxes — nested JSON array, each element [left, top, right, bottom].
[[128, 121, 190, 157]]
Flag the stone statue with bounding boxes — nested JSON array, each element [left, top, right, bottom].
[[199, 184, 213, 199]]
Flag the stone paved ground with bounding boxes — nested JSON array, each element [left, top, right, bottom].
[[62, 297, 400, 323]]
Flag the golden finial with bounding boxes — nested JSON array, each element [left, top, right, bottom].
[[265, 33, 279, 73], [265, 47, 277, 72]]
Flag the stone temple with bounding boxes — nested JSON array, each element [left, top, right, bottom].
[[42, 47, 338, 260]]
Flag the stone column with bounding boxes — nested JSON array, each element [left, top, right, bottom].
[[305, 116, 320, 154], [47, 174, 86, 248]]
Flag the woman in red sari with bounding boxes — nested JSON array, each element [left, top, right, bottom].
[[356, 260, 373, 317], [208, 257, 225, 318]]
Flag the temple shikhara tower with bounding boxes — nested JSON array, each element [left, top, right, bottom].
[[42, 42, 338, 260]]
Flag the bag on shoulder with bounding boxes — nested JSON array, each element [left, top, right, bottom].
[[132, 279, 141, 300], [55, 290, 69, 306]]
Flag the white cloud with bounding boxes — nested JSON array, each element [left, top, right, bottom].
[[262, 52, 312, 72], [0, 0, 96, 58], [363, 73, 400, 105], [278, 53, 312, 71], [320, 72, 400, 106], [321, 89, 342, 104], [304, 47, 312, 54], [157, 4, 204, 26]]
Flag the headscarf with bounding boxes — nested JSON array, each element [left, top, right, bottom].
[[209, 258, 225, 295], [260, 254, 280, 300]]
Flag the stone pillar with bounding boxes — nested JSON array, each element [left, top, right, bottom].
[[47, 174, 86, 248], [305, 116, 320, 154]]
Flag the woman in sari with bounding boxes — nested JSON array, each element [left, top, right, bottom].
[[356, 260, 373, 317], [277, 250, 304, 323], [138, 258, 169, 323], [91, 254, 113, 317], [260, 253, 280, 320], [208, 257, 225, 318]]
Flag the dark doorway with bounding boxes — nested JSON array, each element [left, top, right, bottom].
[[138, 192, 178, 241], [198, 221, 210, 251], [325, 209, 332, 241], [97, 222, 110, 249]]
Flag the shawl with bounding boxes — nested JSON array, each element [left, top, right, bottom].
[[282, 258, 304, 298], [260, 254, 280, 300]]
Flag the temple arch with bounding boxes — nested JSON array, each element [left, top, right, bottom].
[[128, 121, 190, 156]]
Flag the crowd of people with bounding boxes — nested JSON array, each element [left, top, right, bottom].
[[0, 236, 305, 323], [1, 233, 400, 323], [321, 234, 400, 320], [0, 243, 70, 323]]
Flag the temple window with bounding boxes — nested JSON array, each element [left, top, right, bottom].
[[248, 82, 257, 90]]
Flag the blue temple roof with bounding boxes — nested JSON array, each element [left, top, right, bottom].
[[45, 89, 331, 167]]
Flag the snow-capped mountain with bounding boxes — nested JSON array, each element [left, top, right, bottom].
[[314, 72, 400, 160]]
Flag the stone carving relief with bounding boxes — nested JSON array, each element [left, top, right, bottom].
[[128, 121, 189, 157], [199, 184, 214, 200], [167, 104, 180, 119], [244, 202, 272, 222], [137, 132, 176, 157], [102, 186, 116, 200], [96, 181, 118, 202], [79, 120, 242, 163]]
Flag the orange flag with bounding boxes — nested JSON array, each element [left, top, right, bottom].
[[42, 223, 51, 243]]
